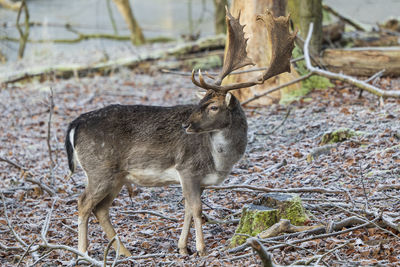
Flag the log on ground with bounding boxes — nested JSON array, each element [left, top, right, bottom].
[[322, 46, 400, 76]]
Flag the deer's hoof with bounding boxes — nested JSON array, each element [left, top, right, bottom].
[[119, 247, 132, 257], [198, 249, 208, 257], [179, 248, 189, 256]]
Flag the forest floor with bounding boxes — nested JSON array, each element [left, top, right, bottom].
[[0, 65, 399, 266]]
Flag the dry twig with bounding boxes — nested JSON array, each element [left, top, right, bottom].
[[304, 23, 400, 98], [0, 157, 55, 196], [121, 210, 178, 222], [206, 184, 344, 194]]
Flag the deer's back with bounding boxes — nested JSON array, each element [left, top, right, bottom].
[[69, 104, 214, 186]]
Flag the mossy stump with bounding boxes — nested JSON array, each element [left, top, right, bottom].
[[320, 128, 365, 145], [230, 193, 308, 247]]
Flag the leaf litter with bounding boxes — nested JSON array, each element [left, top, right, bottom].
[[0, 67, 399, 266]]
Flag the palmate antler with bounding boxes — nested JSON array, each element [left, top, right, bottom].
[[192, 7, 297, 94]]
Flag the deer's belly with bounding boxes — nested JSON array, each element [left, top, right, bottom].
[[201, 173, 226, 186], [126, 167, 180, 186]]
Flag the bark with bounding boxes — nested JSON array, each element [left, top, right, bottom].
[[113, 0, 145, 45], [225, 0, 300, 106], [231, 193, 308, 247], [288, 0, 322, 53], [322, 47, 400, 76], [213, 0, 228, 34]]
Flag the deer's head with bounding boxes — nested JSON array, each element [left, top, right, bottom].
[[183, 91, 235, 134], [183, 8, 296, 135]]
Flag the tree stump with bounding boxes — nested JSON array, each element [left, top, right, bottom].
[[231, 193, 308, 247]]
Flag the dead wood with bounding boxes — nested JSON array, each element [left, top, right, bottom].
[[46, 88, 55, 186], [0, 157, 55, 196], [305, 23, 400, 98], [306, 143, 337, 162], [247, 238, 275, 267], [0, 0, 21, 11], [206, 184, 344, 194], [258, 219, 322, 239], [120, 210, 179, 222], [229, 216, 377, 254], [377, 184, 400, 191], [322, 47, 400, 76], [322, 4, 365, 31], [0, 35, 225, 85]]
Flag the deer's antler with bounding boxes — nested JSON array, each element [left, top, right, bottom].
[[192, 8, 297, 94]]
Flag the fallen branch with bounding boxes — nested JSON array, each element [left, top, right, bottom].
[[0, 34, 225, 85], [258, 219, 323, 239], [103, 235, 120, 267], [0, 157, 55, 196], [0, 0, 21, 11], [304, 23, 400, 98], [121, 210, 179, 222], [46, 87, 55, 186], [241, 73, 314, 106], [229, 216, 375, 254], [206, 184, 344, 194], [1, 192, 28, 248], [377, 184, 400, 191], [306, 143, 338, 162], [322, 4, 365, 31], [247, 238, 275, 267]]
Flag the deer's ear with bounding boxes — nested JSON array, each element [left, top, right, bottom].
[[225, 92, 232, 106], [196, 91, 206, 99]]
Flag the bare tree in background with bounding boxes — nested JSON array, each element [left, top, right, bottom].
[[16, 0, 29, 59], [223, 0, 300, 105], [113, 0, 145, 45], [213, 0, 228, 34]]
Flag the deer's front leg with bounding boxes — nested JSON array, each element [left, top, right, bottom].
[[178, 200, 192, 255], [179, 176, 206, 256]]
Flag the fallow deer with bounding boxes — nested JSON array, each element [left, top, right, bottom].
[[65, 8, 296, 257]]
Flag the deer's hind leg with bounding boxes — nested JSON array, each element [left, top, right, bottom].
[[77, 174, 118, 255], [93, 178, 132, 256]]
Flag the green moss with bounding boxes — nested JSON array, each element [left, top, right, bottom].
[[278, 195, 308, 225], [230, 205, 277, 247], [230, 194, 308, 247], [280, 46, 333, 105], [320, 128, 366, 145], [185, 55, 222, 70]]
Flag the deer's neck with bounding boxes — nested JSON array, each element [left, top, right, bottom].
[[209, 114, 247, 173]]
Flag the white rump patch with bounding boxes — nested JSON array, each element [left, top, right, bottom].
[[69, 128, 75, 148]]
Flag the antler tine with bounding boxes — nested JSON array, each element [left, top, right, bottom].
[[191, 8, 296, 94], [215, 7, 254, 86], [191, 70, 203, 89], [254, 10, 297, 83], [191, 7, 255, 93]]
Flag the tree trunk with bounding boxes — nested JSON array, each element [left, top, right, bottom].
[[224, 0, 300, 106], [213, 0, 228, 34], [288, 0, 322, 54], [113, 0, 145, 45]]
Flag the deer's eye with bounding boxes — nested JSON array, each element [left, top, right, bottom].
[[209, 106, 219, 111]]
